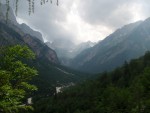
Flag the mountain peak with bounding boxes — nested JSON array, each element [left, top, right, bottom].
[[19, 23, 44, 42], [70, 17, 150, 73], [0, 4, 44, 42]]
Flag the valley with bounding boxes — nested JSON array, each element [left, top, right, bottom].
[[0, 5, 90, 97], [1, 1, 150, 113]]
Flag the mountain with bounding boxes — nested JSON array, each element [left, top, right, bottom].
[[0, 4, 44, 42], [0, 4, 18, 24], [70, 18, 150, 73], [0, 5, 88, 95], [46, 39, 76, 59], [0, 18, 58, 64], [46, 40, 96, 66], [71, 41, 96, 58], [19, 23, 44, 42]]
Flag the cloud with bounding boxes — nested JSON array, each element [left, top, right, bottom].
[[8, 0, 150, 43], [15, 0, 71, 41], [76, 0, 149, 28]]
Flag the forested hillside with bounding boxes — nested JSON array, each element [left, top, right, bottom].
[[33, 51, 150, 113]]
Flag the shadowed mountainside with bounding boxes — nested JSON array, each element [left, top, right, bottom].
[[70, 18, 150, 73]]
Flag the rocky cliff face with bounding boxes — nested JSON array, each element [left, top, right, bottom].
[[19, 23, 44, 42], [0, 4, 44, 42], [0, 4, 59, 64], [23, 34, 59, 64], [0, 21, 59, 64]]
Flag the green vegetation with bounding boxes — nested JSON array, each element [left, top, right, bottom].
[[32, 58, 90, 96], [1, 40, 150, 113], [0, 21, 90, 97], [32, 52, 150, 113], [0, 45, 37, 113], [1, 44, 150, 113], [1, 17, 150, 112]]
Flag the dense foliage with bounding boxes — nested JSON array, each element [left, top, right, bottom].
[[0, 45, 37, 113], [33, 51, 150, 113], [0, 21, 90, 97]]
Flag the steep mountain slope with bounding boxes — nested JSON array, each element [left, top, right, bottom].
[[71, 41, 96, 58], [0, 22, 59, 64], [46, 40, 96, 66], [19, 23, 44, 42], [46, 39, 76, 59], [0, 5, 89, 95], [71, 18, 150, 73], [0, 4, 44, 42]]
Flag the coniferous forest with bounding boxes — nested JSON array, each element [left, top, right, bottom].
[[32, 52, 150, 113]]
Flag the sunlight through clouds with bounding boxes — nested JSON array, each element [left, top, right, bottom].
[[11, 0, 150, 44], [59, 2, 113, 43]]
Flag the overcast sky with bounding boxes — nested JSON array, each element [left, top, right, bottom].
[[9, 0, 150, 43]]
